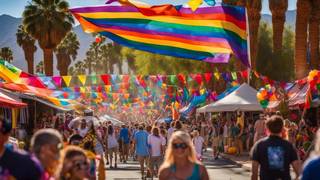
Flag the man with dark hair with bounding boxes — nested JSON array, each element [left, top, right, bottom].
[[30, 128, 63, 179], [0, 119, 42, 179], [251, 115, 300, 180]]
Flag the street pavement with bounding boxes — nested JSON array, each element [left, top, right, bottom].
[[105, 150, 251, 180]]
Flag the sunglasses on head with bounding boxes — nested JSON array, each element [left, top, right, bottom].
[[172, 143, 188, 149]]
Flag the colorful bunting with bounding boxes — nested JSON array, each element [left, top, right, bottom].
[[52, 76, 62, 87]]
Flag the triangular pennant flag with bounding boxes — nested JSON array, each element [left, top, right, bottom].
[[231, 72, 237, 81], [169, 75, 177, 84], [62, 76, 72, 87], [241, 70, 248, 79], [214, 72, 220, 80], [78, 75, 86, 86], [194, 74, 203, 85], [188, 0, 203, 11], [101, 74, 110, 85], [52, 76, 62, 87], [204, 73, 212, 83], [80, 87, 86, 93], [91, 75, 97, 84]]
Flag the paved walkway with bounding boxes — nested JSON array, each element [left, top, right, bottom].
[[105, 149, 251, 180]]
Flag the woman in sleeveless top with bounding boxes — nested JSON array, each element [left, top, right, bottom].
[[158, 131, 209, 180]]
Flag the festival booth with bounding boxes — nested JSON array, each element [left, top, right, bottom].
[[197, 83, 263, 113], [0, 89, 27, 137]]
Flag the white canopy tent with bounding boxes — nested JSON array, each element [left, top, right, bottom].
[[197, 83, 263, 113]]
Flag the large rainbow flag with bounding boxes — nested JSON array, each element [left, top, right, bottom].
[[70, 3, 249, 66]]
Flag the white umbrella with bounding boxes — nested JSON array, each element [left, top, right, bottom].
[[68, 116, 100, 129], [100, 114, 124, 126]]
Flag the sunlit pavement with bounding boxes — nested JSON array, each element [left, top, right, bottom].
[[105, 149, 251, 180]]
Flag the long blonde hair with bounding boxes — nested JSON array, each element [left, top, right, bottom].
[[160, 131, 199, 169]]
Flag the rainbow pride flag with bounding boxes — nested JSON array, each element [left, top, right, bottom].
[[70, 4, 249, 66]]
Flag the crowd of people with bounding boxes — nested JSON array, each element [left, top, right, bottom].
[[1, 109, 320, 179]]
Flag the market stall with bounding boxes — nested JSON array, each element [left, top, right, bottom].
[[197, 83, 263, 113]]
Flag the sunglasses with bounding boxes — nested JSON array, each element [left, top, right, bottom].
[[172, 143, 188, 149]]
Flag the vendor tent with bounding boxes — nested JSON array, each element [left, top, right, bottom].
[[197, 83, 263, 113], [0, 91, 27, 108]]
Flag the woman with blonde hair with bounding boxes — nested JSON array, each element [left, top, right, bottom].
[[159, 131, 209, 180]]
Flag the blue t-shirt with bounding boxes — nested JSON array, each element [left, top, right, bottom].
[[120, 128, 130, 144], [302, 157, 320, 180], [134, 130, 149, 156]]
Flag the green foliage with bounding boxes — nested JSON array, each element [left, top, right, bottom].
[[122, 47, 217, 75], [256, 22, 295, 81], [0, 47, 13, 63]]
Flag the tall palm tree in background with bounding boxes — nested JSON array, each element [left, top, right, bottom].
[[22, 0, 74, 76], [16, 25, 37, 74], [36, 61, 44, 75], [0, 47, 13, 63], [309, 0, 320, 69], [70, 61, 86, 75], [269, 0, 288, 54], [295, 0, 311, 79], [246, 0, 262, 70], [55, 31, 80, 75]]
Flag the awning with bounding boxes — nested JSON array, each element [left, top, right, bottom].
[[0, 91, 27, 108], [0, 88, 71, 112], [19, 93, 72, 112]]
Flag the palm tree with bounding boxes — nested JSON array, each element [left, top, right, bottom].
[[16, 25, 37, 74], [246, 0, 262, 70], [269, 0, 288, 54], [74, 61, 86, 75], [309, 0, 320, 69], [22, 0, 74, 76], [0, 47, 13, 63], [36, 61, 44, 75], [295, 0, 311, 79], [55, 32, 80, 75]]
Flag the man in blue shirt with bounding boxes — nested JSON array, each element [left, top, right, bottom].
[[119, 124, 130, 163], [134, 125, 149, 179]]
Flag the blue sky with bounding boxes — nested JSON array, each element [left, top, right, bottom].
[[0, 0, 297, 18]]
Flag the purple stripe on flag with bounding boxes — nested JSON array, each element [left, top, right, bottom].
[[204, 54, 230, 63]]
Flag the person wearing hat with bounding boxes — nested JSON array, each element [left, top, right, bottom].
[[254, 114, 266, 144], [0, 119, 42, 179]]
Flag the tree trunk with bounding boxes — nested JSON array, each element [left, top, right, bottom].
[[118, 60, 123, 74], [57, 54, 71, 76], [309, 0, 320, 69], [247, 0, 262, 70], [109, 62, 114, 74], [88, 61, 92, 75], [43, 48, 54, 76], [295, 0, 311, 79], [269, 0, 288, 53], [24, 48, 34, 74]]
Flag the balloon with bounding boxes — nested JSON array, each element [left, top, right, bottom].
[[95, 36, 102, 43], [260, 99, 269, 108], [257, 93, 263, 100]]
